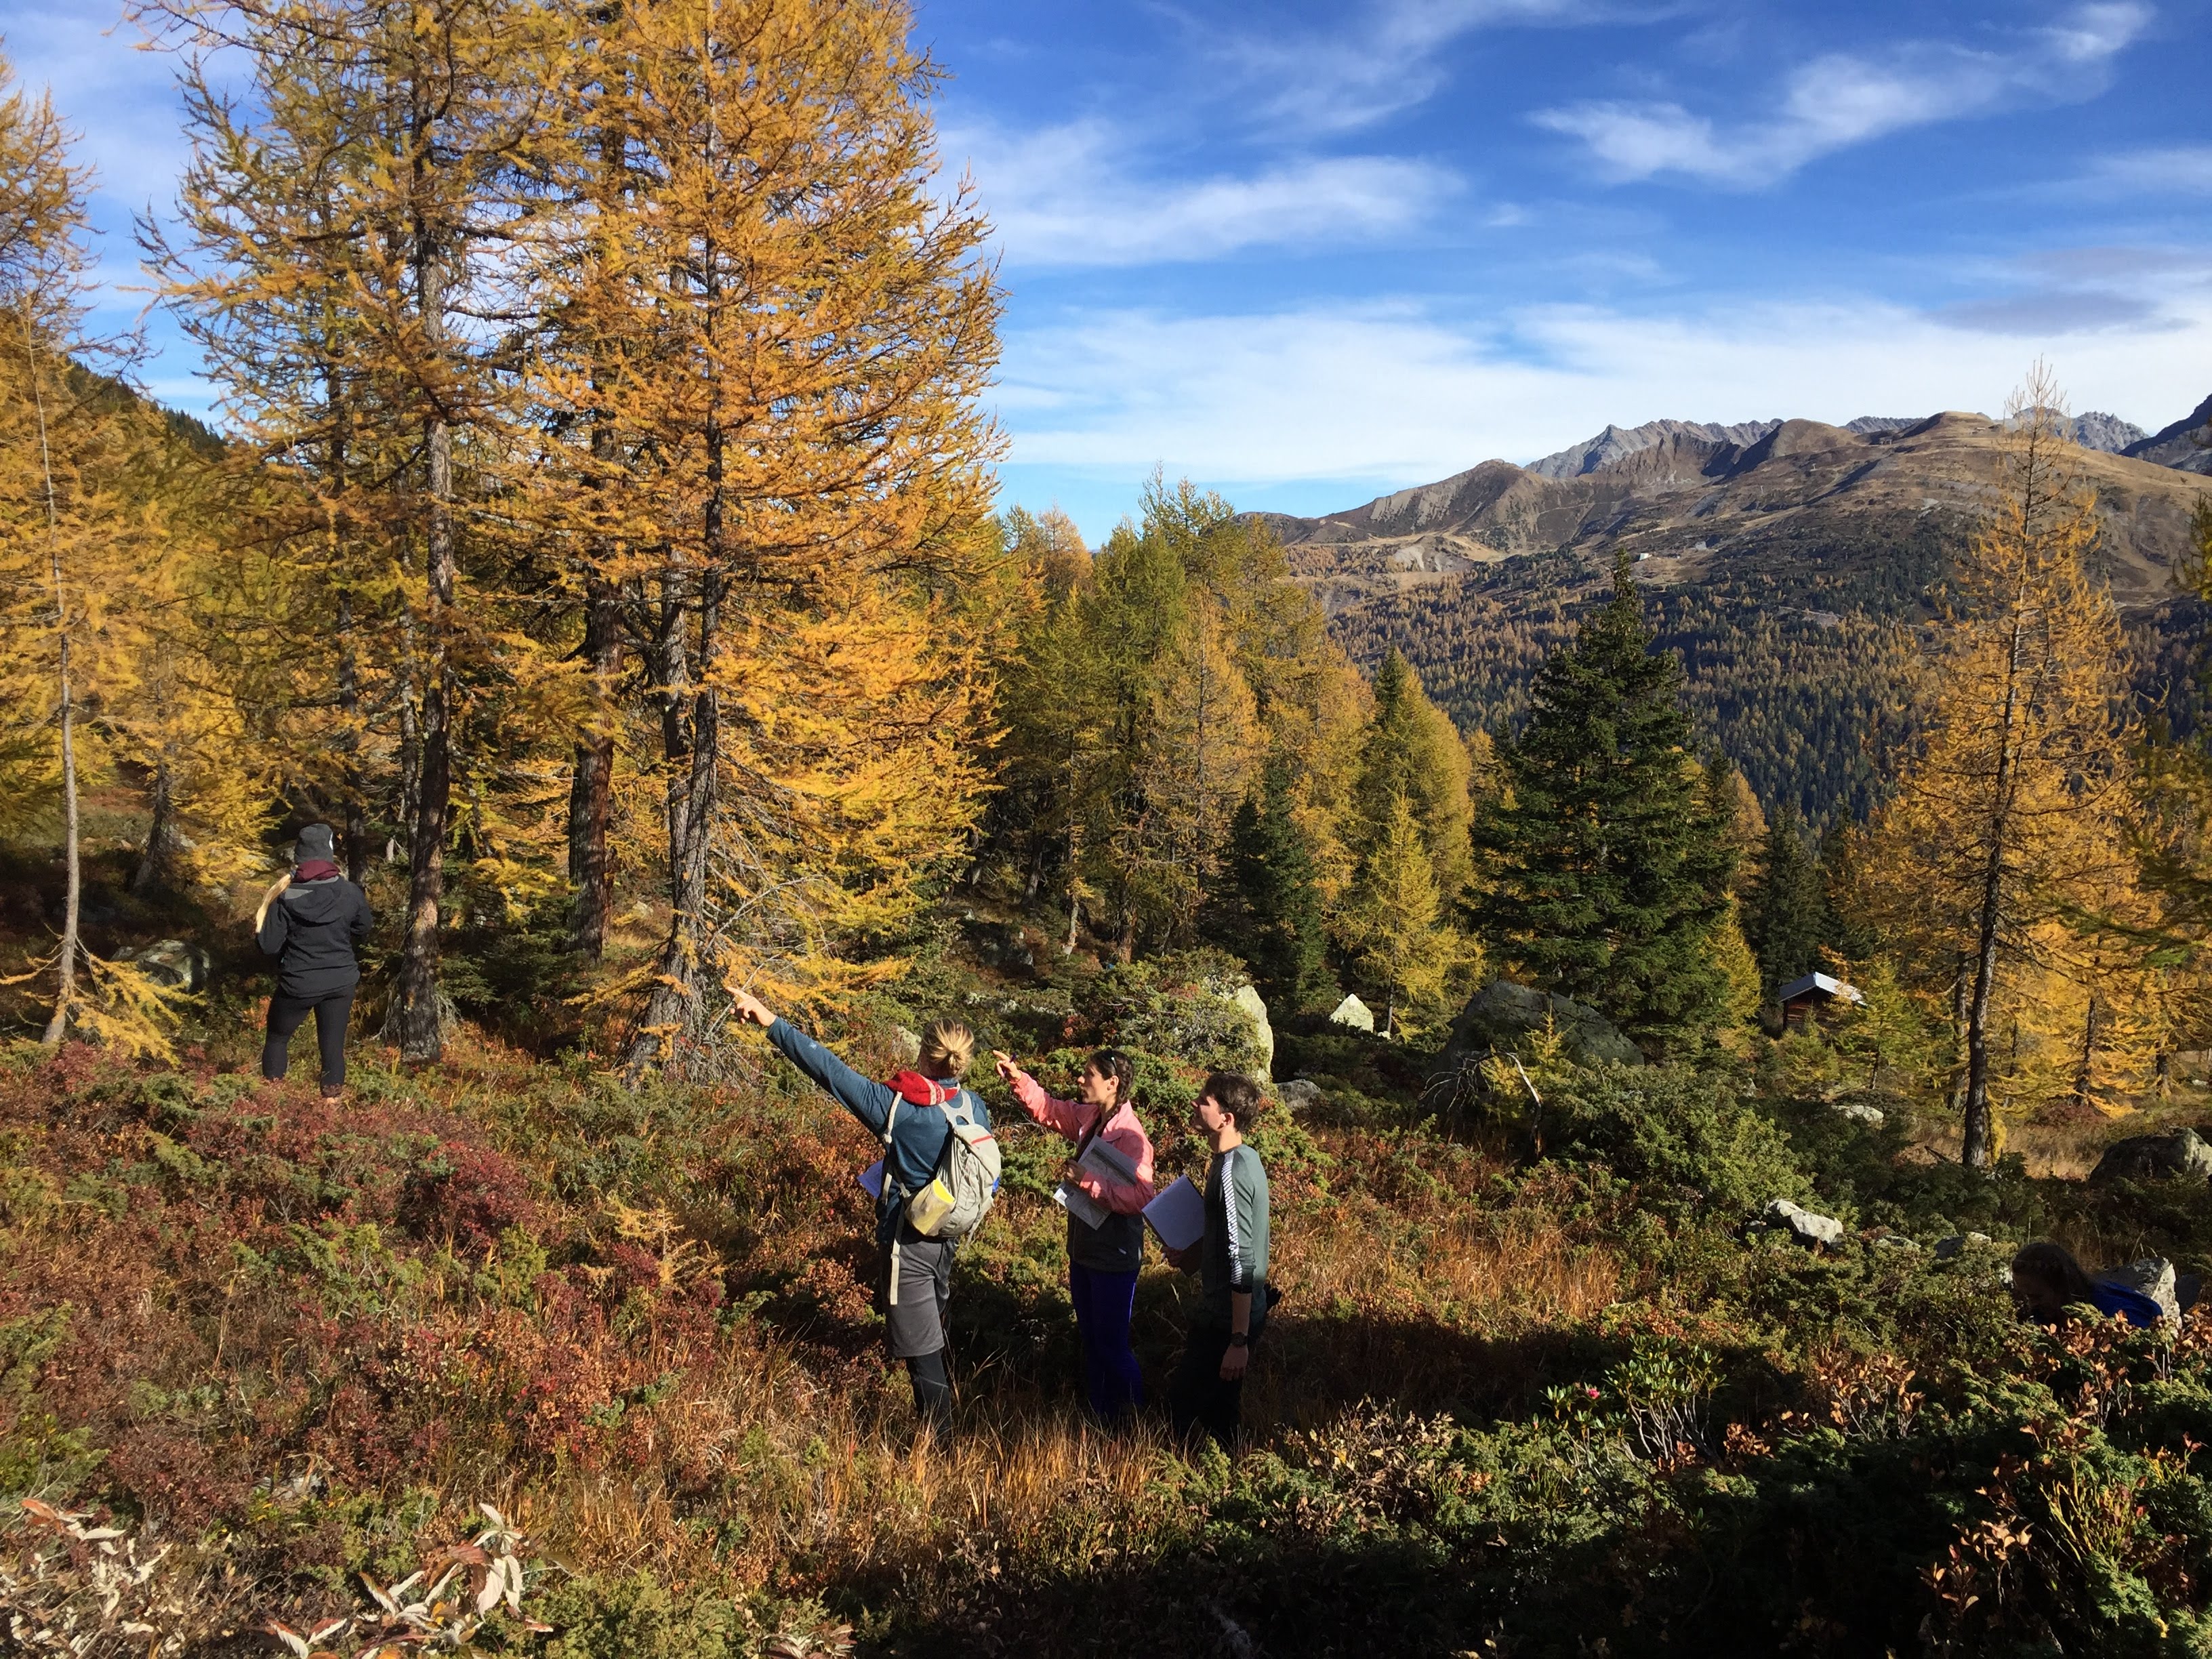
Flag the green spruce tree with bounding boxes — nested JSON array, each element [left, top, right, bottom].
[[1353, 647, 1475, 903], [1473, 552, 1736, 1052], [1743, 804, 1827, 998], [1211, 759, 1334, 1012]]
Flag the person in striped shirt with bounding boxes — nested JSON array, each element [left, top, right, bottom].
[[1165, 1072, 1271, 1449]]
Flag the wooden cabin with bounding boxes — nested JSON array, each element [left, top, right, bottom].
[[1778, 971, 1864, 1029]]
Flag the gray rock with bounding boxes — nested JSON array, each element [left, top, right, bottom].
[[1934, 1232, 1992, 1261], [1831, 1100, 1885, 1126], [2088, 1129, 2212, 1184], [1872, 1233, 1921, 1252], [890, 1025, 922, 1064], [1526, 417, 1782, 479], [132, 938, 211, 994], [1763, 1197, 1845, 1250], [1441, 980, 1643, 1071], [960, 917, 1037, 975], [2104, 1257, 2182, 1324], [1329, 994, 1375, 1033], [1231, 984, 1274, 1080], [1279, 1078, 1324, 1114], [2123, 392, 2212, 476]]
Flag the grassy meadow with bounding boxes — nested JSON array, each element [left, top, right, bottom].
[[8, 850, 2212, 1658]]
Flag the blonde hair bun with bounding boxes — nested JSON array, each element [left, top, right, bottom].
[[918, 1019, 975, 1078]]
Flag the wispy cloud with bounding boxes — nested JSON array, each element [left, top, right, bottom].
[[996, 287, 2212, 513], [2080, 145, 2212, 195], [947, 120, 1458, 268], [1218, 0, 1620, 135], [1534, 2, 2153, 186], [1936, 290, 2168, 334]]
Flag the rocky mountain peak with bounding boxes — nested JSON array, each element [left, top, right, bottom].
[[2124, 393, 2212, 476], [1524, 417, 1782, 480]]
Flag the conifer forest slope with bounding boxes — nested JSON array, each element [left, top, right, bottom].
[[1287, 411, 2212, 825]]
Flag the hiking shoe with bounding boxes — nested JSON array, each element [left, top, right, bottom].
[[321, 1082, 344, 1102]]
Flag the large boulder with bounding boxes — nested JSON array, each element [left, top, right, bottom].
[[2104, 1257, 2182, 1324], [1329, 994, 1374, 1033], [2088, 1129, 2212, 1184], [132, 939, 211, 994], [1228, 985, 1274, 1081], [1442, 980, 1642, 1071], [1761, 1198, 1845, 1250]]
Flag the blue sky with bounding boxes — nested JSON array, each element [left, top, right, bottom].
[[8, 0, 2211, 540]]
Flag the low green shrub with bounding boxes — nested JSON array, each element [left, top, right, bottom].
[[1536, 1062, 1811, 1218]]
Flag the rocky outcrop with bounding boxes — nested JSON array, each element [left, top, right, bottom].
[[1525, 417, 1782, 480], [2088, 1129, 2212, 1184], [132, 939, 211, 994], [2070, 411, 2150, 453], [2124, 392, 2212, 476], [2104, 1258, 2182, 1324], [1329, 994, 1374, 1032], [1761, 1199, 1844, 1250], [1279, 1078, 1324, 1115], [1440, 981, 1642, 1071], [1230, 985, 1274, 1080]]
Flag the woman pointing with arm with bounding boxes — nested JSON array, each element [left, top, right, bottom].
[[732, 988, 991, 1428], [994, 1047, 1155, 1423]]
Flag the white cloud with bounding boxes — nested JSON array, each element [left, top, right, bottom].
[[948, 120, 1457, 268], [1536, 1, 2153, 186], [996, 287, 2212, 494], [2082, 146, 2212, 195], [1220, 0, 1618, 134]]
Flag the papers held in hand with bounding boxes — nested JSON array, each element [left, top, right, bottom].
[[1075, 1133, 1140, 1187], [1052, 1179, 1110, 1229], [1142, 1175, 1205, 1253]]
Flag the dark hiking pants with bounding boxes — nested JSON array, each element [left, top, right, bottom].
[[264, 990, 354, 1090]]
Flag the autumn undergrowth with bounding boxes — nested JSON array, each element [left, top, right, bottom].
[[7, 987, 2212, 1656]]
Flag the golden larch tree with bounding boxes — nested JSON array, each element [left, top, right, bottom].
[[1856, 369, 2146, 1165]]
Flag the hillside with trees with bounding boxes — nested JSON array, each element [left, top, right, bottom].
[[9, 5, 2212, 1658], [1312, 409, 2207, 827]]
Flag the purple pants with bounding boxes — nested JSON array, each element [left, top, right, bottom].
[[1069, 1262, 1143, 1421]]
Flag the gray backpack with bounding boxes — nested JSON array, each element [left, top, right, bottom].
[[886, 1083, 1001, 1242]]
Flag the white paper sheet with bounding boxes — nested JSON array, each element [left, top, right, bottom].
[[1142, 1174, 1205, 1252], [1052, 1179, 1111, 1229], [1076, 1133, 1139, 1187]]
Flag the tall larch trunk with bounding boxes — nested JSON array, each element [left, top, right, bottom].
[[27, 307, 77, 1047], [394, 188, 455, 1061], [1961, 618, 2028, 1169], [568, 570, 620, 958], [131, 750, 177, 897], [626, 564, 722, 1080]]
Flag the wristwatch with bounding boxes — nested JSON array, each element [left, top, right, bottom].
[[1227, 1332, 1248, 1347]]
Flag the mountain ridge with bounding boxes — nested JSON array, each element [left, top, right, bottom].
[[1263, 400, 2210, 619], [1278, 395, 2212, 825]]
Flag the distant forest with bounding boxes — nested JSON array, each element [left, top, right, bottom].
[[1329, 507, 2204, 828]]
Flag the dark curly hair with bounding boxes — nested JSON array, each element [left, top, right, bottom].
[[1201, 1071, 1265, 1127]]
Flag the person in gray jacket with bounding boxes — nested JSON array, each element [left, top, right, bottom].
[[255, 823, 371, 1099], [1166, 1071, 1271, 1449]]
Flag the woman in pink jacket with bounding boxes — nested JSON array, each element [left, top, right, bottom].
[[993, 1046, 1156, 1421]]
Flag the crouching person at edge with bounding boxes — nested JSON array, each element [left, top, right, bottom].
[[994, 1046, 1155, 1422], [255, 823, 371, 1101], [1166, 1073, 1270, 1450], [732, 989, 988, 1427]]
